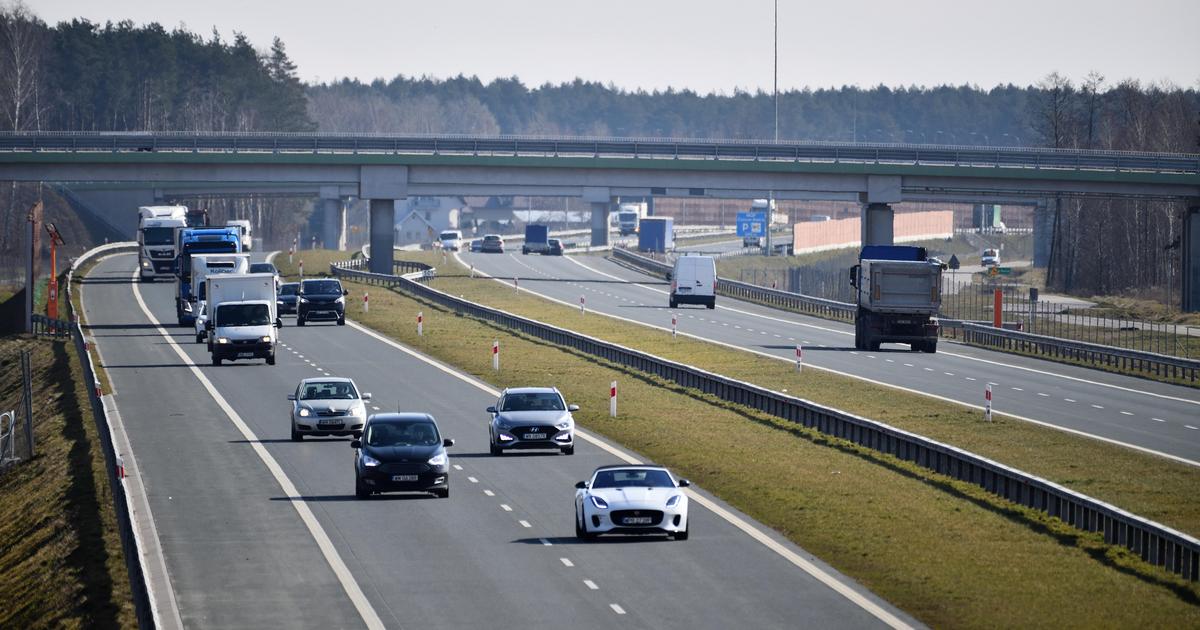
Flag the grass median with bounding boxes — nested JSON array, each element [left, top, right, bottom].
[[284, 249, 1197, 627]]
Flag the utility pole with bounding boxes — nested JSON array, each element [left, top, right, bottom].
[[765, 0, 779, 257], [24, 201, 42, 334]]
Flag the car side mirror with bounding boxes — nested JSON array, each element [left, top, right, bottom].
[[274, 318, 283, 328], [486, 406, 497, 414], [362, 393, 372, 401], [343, 289, 349, 296], [443, 438, 455, 447], [678, 479, 691, 487], [575, 481, 588, 489], [205, 320, 214, 331], [665, 272, 672, 281], [287, 393, 296, 401], [567, 404, 579, 412], [350, 439, 361, 449], [849, 265, 859, 287]]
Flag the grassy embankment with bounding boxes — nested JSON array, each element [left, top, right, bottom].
[[278, 250, 1200, 628]]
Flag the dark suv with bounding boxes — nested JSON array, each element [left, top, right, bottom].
[[298, 278, 347, 326]]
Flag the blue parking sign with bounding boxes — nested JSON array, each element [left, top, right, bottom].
[[736, 212, 766, 237]]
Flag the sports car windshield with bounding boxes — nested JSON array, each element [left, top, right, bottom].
[[300, 381, 359, 400], [501, 392, 564, 411], [366, 421, 440, 447], [591, 469, 674, 489]]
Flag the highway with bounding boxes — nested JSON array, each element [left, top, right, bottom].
[[459, 250, 1200, 466], [79, 252, 915, 629]]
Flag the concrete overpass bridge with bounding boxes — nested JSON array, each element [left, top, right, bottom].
[[2, 132, 1198, 307]]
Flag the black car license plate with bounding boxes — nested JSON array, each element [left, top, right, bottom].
[[391, 474, 418, 482], [523, 433, 547, 440], [622, 516, 652, 525], [895, 319, 912, 324], [237, 352, 254, 358]]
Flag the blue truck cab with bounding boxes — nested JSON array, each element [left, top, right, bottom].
[[175, 227, 242, 325]]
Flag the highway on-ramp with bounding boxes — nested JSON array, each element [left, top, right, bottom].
[[460, 250, 1200, 466], [78, 253, 915, 629]]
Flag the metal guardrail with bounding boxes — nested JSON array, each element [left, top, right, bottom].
[[66, 242, 154, 628], [330, 254, 1199, 581], [2, 131, 1197, 175], [612, 247, 1200, 381], [961, 322, 1200, 382]]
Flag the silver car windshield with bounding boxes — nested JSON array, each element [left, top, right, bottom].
[[500, 392, 564, 411], [299, 381, 358, 400], [366, 421, 439, 447], [592, 469, 674, 489]]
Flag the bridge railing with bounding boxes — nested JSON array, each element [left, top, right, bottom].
[[328, 254, 1199, 581], [2, 131, 1197, 175]]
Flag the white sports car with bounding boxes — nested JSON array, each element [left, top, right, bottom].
[[574, 465, 690, 540]]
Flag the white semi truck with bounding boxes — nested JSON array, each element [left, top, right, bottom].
[[616, 202, 648, 236], [191, 254, 251, 342], [225, 219, 254, 251], [204, 273, 281, 365], [137, 205, 188, 282]]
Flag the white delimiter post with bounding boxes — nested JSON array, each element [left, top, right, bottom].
[[417, 311, 423, 336], [671, 313, 677, 339], [609, 381, 617, 417], [580, 295, 586, 314], [492, 340, 499, 371], [795, 344, 803, 372], [985, 384, 993, 422], [363, 292, 369, 313]]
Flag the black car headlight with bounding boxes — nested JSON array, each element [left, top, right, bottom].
[[427, 452, 447, 468], [361, 453, 380, 467]]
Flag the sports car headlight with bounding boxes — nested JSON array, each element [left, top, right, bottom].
[[589, 496, 609, 509], [555, 420, 571, 430], [361, 453, 380, 467], [216, 337, 230, 344], [426, 452, 447, 467], [666, 495, 682, 508], [298, 407, 311, 417]]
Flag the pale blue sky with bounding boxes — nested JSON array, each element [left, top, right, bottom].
[[29, 0, 1200, 93]]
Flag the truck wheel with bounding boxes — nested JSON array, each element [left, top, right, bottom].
[[867, 338, 881, 352], [337, 316, 346, 326], [706, 298, 715, 310], [522, 247, 529, 255], [922, 341, 938, 354]]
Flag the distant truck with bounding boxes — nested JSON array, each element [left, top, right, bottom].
[[174, 227, 242, 325], [522, 224, 551, 255], [849, 245, 943, 353], [205, 273, 281, 366], [616, 202, 647, 236], [638, 216, 675, 253], [191, 254, 251, 342], [186, 207, 209, 227], [137, 205, 188, 282], [225, 219, 253, 251]]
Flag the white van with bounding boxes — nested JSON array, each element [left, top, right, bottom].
[[440, 230, 463, 251], [668, 254, 717, 309], [226, 219, 253, 251]]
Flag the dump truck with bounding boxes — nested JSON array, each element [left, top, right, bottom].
[[849, 245, 943, 353]]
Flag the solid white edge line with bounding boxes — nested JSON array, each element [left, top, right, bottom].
[[130, 270, 386, 630], [344, 310, 912, 629]]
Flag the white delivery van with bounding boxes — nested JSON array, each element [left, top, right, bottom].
[[205, 273, 280, 365], [191, 254, 250, 342], [226, 219, 253, 251], [668, 254, 717, 309], [439, 230, 463, 251]]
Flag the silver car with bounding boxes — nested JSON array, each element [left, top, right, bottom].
[[288, 377, 371, 441], [487, 387, 577, 455]]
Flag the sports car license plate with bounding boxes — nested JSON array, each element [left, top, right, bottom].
[[622, 516, 652, 525], [237, 352, 254, 358], [391, 474, 418, 482], [523, 433, 547, 440]]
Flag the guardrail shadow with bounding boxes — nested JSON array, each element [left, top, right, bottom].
[[271, 494, 435, 502], [512, 536, 669, 545]]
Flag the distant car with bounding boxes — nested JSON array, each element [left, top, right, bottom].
[[194, 299, 208, 343], [298, 278, 347, 326], [480, 234, 505, 254], [742, 236, 761, 247], [487, 387, 577, 455], [288, 377, 371, 440], [981, 248, 1001, 268], [574, 465, 691, 540], [470, 238, 483, 252], [249, 262, 281, 292], [439, 230, 463, 251], [546, 238, 564, 256], [353, 413, 453, 499], [277, 282, 300, 314]]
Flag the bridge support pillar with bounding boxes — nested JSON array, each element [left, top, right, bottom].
[[321, 193, 345, 251], [590, 201, 612, 247], [860, 203, 894, 247], [368, 199, 395, 274], [1033, 199, 1054, 268], [1184, 204, 1200, 312]]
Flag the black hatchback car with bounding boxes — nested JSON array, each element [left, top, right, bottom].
[[353, 413, 454, 499], [547, 238, 564, 256], [298, 278, 347, 326], [276, 282, 300, 314]]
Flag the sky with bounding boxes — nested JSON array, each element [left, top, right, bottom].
[[28, 0, 1200, 94]]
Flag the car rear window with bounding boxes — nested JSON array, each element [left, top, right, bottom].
[[500, 392, 565, 411], [592, 469, 674, 488]]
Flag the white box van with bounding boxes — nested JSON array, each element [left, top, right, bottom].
[[668, 255, 717, 309], [439, 230, 463, 251], [226, 219, 253, 251]]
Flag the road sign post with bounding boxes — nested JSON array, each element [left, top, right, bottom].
[[492, 340, 499, 371], [417, 311, 423, 336], [985, 384, 993, 422], [671, 313, 677, 339], [609, 381, 617, 417], [795, 344, 803, 372]]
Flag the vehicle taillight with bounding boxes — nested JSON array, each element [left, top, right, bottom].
[[671, 280, 677, 292]]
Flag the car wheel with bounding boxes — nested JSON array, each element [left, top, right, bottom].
[[675, 523, 689, 541], [355, 476, 370, 499], [706, 299, 715, 310], [337, 316, 345, 326], [562, 445, 574, 455], [291, 426, 302, 441], [923, 340, 938, 354], [490, 440, 501, 456], [195, 332, 203, 343], [434, 487, 449, 499], [868, 338, 881, 352], [575, 510, 584, 538], [266, 353, 276, 365], [297, 315, 305, 326], [669, 299, 677, 309], [212, 355, 221, 366]]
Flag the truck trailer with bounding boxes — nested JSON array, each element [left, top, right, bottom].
[[637, 216, 674, 253], [521, 224, 551, 255], [849, 245, 943, 353], [191, 254, 251, 342], [174, 227, 242, 325]]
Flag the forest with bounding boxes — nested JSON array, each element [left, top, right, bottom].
[[1, 4, 1197, 298]]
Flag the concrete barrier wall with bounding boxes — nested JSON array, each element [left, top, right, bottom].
[[793, 210, 954, 254]]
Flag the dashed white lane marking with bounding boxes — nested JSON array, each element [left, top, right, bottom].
[[501, 504, 513, 512], [519, 520, 532, 528], [297, 354, 304, 359], [734, 325, 742, 329], [1037, 393, 1049, 397], [560, 558, 574, 567], [371, 405, 380, 410], [965, 377, 977, 381], [1092, 404, 1104, 409], [1120, 411, 1134, 416], [609, 604, 626, 615], [484, 490, 495, 496], [944, 372, 954, 376], [850, 351, 859, 355], [1011, 387, 1023, 391], [923, 367, 934, 372], [539, 538, 553, 546], [584, 579, 599, 590], [451, 464, 462, 470], [867, 355, 877, 359], [1152, 418, 1166, 423], [885, 359, 895, 363], [903, 363, 913, 367], [1187, 425, 1198, 430], [1065, 398, 1076, 403], [988, 382, 999, 386], [467, 476, 478, 483]]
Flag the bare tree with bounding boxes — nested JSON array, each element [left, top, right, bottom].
[[1080, 71, 1105, 149], [0, 1, 44, 131], [1028, 72, 1078, 149]]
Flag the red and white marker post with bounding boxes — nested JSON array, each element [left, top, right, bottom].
[[514, 275, 519, 292], [580, 295, 586, 314], [417, 311, 423, 336], [363, 292, 369, 313], [115, 454, 125, 480], [288, 246, 294, 265], [609, 381, 617, 417], [671, 313, 678, 339], [492, 340, 500, 371], [795, 344, 803, 372], [984, 384, 993, 422], [469, 264, 475, 278], [298, 259, 304, 279]]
